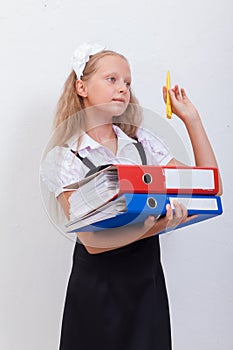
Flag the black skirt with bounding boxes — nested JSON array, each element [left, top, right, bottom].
[[59, 236, 171, 350]]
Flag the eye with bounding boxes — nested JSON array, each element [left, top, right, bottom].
[[107, 77, 116, 83], [125, 81, 131, 89]]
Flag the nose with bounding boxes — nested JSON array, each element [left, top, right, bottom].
[[118, 79, 128, 94]]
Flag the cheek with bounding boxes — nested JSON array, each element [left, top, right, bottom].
[[90, 89, 107, 103], [125, 91, 131, 104], [97, 85, 113, 99]]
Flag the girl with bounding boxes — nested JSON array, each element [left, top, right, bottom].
[[41, 43, 222, 350]]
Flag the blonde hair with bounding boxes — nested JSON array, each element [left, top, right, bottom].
[[51, 50, 142, 148]]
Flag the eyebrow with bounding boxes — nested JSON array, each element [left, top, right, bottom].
[[104, 71, 132, 80]]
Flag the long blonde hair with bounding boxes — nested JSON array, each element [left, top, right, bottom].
[[51, 50, 142, 148]]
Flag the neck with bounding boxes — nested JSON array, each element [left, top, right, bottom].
[[86, 124, 116, 144], [84, 107, 116, 143], [86, 124, 117, 155], [83, 107, 118, 154]]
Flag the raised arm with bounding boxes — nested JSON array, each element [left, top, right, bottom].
[[163, 85, 223, 195]]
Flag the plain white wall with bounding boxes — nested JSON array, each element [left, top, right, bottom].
[[0, 0, 232, 349]]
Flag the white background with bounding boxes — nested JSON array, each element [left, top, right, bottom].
[[0, 0, 232, 349]]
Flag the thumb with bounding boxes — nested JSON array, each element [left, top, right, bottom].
[[162, 86, 167, 103], [144, 215, 158, 229]]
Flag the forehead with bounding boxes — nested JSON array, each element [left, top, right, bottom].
[[95, 55, 131, 76]]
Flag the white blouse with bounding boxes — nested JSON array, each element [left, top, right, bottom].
[[40, 125, 173, 197]]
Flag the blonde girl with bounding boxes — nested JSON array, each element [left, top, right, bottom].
[[41, 43, 222, 350]]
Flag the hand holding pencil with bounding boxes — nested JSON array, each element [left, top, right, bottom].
[[162, 72, 199, 123]]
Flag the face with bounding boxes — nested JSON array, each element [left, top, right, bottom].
[[78, 55, 132, 117]]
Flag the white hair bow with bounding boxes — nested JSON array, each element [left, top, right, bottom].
[[72, 42, 106, 79]]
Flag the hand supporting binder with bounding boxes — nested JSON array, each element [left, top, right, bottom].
[[65, 193, 223, 233]]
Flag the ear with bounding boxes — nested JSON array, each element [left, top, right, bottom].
[[75, 80, 88, 97]]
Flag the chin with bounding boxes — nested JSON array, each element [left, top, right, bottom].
[[110, 102, 128, 116], [95, 102, 127, 117]]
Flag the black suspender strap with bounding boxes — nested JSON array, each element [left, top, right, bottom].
[[132, 142, 147, 165], [70, 141, 147, 171], [70, 150, 96, 170]]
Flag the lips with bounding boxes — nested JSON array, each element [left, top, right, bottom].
[[112, 98, 125, 103]]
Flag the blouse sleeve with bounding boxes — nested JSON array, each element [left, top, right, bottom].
[[136, 127, 173, 165], [40, 146, 86, 197]]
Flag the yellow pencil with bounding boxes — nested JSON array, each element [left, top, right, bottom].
[[166, 71, 172, 119]]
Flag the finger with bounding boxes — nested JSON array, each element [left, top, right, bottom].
[[173, 200, 183, 220], [162, 86, 167, 103], [184, 214, 198, 223], [180, 87, 190, 99], [168, 88, 180, 106], [144, 215, 157, 229], [162, 204, 173, 231], [174, 85, 182, 100], [168, 88, 177, 105], [165, 204, 173, 221], [179, 204, 188, 223], [172, 202, 188, 227], [180, 88, 186, 98]]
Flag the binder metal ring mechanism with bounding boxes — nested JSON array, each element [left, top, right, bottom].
[[142, 173, 152, 184], [147, 197, 157, 208]]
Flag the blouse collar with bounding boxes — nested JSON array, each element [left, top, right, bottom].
[[66, 125, 137, 154]]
